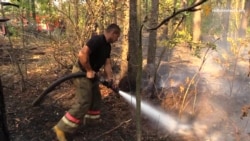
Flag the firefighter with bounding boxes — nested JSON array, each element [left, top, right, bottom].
[[53, 23, 121, 141]]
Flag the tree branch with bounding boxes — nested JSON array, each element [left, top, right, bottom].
[[0, 18, 9, 22], [148, 0, 208, 30], [92, 119, 132, 140], [0, 2, 19, 8]]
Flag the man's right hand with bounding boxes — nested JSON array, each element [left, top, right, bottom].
[[86, 70, 95, 79]]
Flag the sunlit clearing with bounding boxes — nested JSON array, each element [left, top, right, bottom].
[[119, 90, 191, 134]]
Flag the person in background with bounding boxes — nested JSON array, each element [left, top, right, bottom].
[[53, 23, 121, 141]]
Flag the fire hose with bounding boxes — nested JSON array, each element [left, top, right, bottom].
[[32, 72, 119, 106]]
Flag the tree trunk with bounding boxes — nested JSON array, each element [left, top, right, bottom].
[[30, 0, 36, 28], [192, 0, 201, 42], [120, 0, 129, 79], [0, 78, 10, 141], [179, 0, 188, 30], [238, 0, 250, 38], [73, 0, 80, 37], [147, 0, 159, 64], [222, 0, 231, 44], [135, 0, 142, 140], [145, 0, 159, 97], [112, 0, 118, 24], [119, 0, 138, 92]]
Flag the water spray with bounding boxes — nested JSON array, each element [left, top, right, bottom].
[[118, 90, 191, 134]]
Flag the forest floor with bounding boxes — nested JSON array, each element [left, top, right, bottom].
[[1, 36, 192, 141], [1, 34, 250, 141]]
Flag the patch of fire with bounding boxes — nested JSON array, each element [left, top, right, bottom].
[[99, 84, 113, 98], [241, 105, 250, 119]]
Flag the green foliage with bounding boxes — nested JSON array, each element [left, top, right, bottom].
[[201, 13, 222, 35], [174, 29, 192, 43], [7, 25, 19, 37], [247, 27, 250, 36], [34, 0, 51, 14], [191, 42, 217, 58], [157, 28, 193, 54], [228, 38, 249, 55], [183, 13, 193, 35], [158, 0, 173, 21]]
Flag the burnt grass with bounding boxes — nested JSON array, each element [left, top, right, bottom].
[[1, 39, 191, 141], [2, 69, 193, 141]]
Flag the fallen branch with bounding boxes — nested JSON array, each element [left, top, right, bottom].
[[54, 91, 73, 102], [92, 119, 132, 140]]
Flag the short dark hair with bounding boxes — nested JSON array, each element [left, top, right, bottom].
[[106, 23, 121, 34]]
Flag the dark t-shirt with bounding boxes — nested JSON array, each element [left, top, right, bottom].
[[86, 34, 111, 72]]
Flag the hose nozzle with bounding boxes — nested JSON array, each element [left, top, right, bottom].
[[100, 79, 119, 93]]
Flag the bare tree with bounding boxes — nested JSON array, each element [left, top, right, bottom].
[[0, 78, 10, 141], [192, 0, 201, 42], [238, 0, 250, 37], [147, 0, 159, 64], [120, 0, 129, 79], [135, 1, 142, 141], [119, 0, 139, 92], [222, 0, 231, 44], [30, 0, 36, 28]]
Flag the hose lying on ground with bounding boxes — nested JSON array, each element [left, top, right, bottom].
[[32, 72, 86, 106]]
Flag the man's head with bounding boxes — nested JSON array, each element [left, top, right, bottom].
[[104, 23, 121, 43]]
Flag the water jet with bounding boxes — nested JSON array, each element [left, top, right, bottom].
[[118, 90, 191, 134]]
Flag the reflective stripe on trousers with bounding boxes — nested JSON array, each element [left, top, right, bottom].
[[55, 64, 101, 133]]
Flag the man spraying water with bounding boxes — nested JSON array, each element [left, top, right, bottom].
[[32, 22, 191, 139], [52, 24, 121, 141]]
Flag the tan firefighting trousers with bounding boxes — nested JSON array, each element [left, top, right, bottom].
[[55, 63, 101, 133]]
